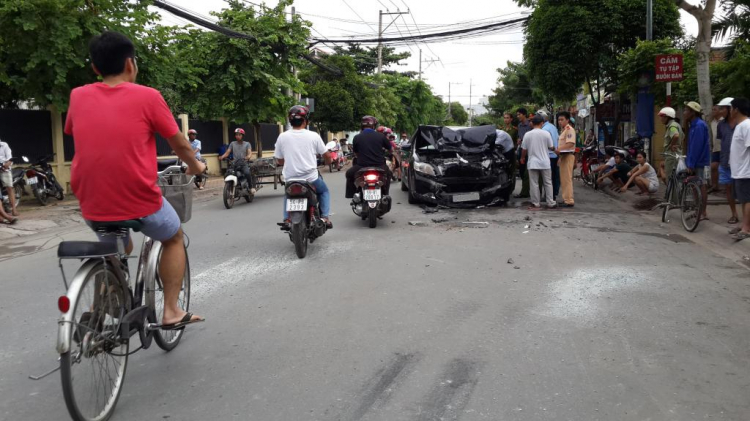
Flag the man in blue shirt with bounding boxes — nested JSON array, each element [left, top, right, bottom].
[[538, 110, 560, 200], [684, 101, 710, 220]]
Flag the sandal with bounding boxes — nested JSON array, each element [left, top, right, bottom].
[[728, 216, 739, 224], [159, 312, 204, 331], [731, 231, 750, 241], [729, 227, 742, 235]]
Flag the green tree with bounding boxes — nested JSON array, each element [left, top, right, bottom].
[[711, 41, 750, 100], [446, 102, 468, 126], [521, 0, 681, 142], [674, 0, 718, 114], [333, 44, 410, 75], [487, 61, 544, 115], [181, 0, 309, 127], [0, 0, 169, 110]]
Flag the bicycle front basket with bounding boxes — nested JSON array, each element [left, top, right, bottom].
[[157, 173, 194, 223]]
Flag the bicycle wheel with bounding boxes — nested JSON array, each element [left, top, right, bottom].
[[681, 181, 702, 232], [148, 243, 191, 351], [661, 177, 673, 223], [61, 261, 129, 421]]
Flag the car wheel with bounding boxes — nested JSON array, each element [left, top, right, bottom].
[[407, 171, 421, 205]]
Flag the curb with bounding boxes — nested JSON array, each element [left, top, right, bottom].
[[593, 181, 750, 260]]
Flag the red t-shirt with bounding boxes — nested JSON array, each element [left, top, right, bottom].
[[64, 82, 179, 221]]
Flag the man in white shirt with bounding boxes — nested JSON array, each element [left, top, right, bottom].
[[521, 115, 556, 209], [0, 138, 18, 218], [729, 98, 750, 240], [274, 106, 332, 229]]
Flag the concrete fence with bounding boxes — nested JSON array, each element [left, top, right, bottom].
[[0, 107, 345, 193]]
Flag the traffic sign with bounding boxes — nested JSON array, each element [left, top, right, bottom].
[[655, 54, 684, 82]]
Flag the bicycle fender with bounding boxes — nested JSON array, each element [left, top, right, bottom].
[[224, 175, 238, 185], [57, 259, 103, 354]]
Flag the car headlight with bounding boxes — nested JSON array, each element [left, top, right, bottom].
[[414, 162, 436, 176]]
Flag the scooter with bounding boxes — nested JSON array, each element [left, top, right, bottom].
[[351, 167, 392, 228], [283, 178, 328, 258], [222, 159, 256, 209], [26, 154, 64, 206]]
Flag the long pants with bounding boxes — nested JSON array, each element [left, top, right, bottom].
[[550, 157, 560, 199], [519, 164, 530, 197], [345, 164, 391, 198], [529, 169, 555, 207], [237, 162, 255, 188], [283, 176, 331, 220], [559, 153, 575, 205]]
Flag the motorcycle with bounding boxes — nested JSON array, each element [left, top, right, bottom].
[[175, 157, 208, 189], [222, 159, 256, 209], [350, 167, 392, 228], [328, 148, 344, 172], [284, 178, 328, 258], [26, 154, 64, 206], [621, 136, 644, 167], [1, 156, 29, 213]]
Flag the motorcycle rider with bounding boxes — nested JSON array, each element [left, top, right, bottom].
[[275, 105, 333, 230], [188, 129, 207, 189], [0, 138, 18, 218], [219, 128, 256, 194], [345, 116, 392, 199]]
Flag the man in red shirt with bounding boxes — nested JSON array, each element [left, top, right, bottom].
[[65, 31, 205, 329]]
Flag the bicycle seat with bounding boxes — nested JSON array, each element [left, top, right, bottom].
[[89, 220, 144, 233], [58, 241, 118, 258]]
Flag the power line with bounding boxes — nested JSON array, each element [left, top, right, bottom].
[[341, 0, 377, 33]]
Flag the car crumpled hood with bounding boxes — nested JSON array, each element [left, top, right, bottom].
[[415, 125, 498, 153]]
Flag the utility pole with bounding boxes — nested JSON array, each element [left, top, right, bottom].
[[419, 49, 421, 80], [447, 82, 462, 122], [468, 79, 475, 127], [646, 0, 653, 41], [377, 10, 410, 74]]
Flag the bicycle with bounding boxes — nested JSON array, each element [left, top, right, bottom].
[[659, 152, 704, 232], [40, 166, 194, 421]]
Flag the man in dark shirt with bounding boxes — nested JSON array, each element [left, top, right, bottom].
[[345, 115, 392, 198], [514, 108, 532, 198]]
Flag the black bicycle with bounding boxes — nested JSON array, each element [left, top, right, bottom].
[[44, 167, 194, 421], [659, 152, 704, 232]]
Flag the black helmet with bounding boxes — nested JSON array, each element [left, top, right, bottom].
[[288, 105, 310, 125], [361, 115, 378, 129]]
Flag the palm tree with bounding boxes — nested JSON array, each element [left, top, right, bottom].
[[713, 0, 750, 56]]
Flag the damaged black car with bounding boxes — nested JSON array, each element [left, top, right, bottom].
[[400, 125, 516, 207]]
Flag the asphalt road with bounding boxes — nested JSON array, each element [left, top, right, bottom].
[[1, 170, 749, 421]]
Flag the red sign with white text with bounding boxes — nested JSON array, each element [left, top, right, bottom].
[[655, 54, 684, 82]]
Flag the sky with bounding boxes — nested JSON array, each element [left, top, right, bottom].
[[157, 0, 700, 112]]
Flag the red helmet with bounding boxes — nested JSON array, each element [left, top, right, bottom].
[[362, 115, 378, 129], [188, 129, 197, 135], [234, 128, 245, 135], [377, 126, 386, 133], [288, 105, 310, 123], [384, 127, 393, 135]]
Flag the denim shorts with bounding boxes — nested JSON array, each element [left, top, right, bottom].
[[86, 199, 181, 244], [719, 166, 733, 185]]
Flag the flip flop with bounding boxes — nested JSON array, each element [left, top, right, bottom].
[[159, 313, 204, 331], [728, 217, 739, 224], [729, 227, 742, 235], [731, 231, 750, 241]]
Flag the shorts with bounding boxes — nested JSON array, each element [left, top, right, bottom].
[[647, 179, 659, 193], [86, 199, 181, 245], [711, 152, 721, 163], [0, 170, 11, 187], [735, 179, 750, 203], [692, 167, 709, 182], [719, 166, 733, 185]]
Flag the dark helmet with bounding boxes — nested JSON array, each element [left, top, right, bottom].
[[361, 115, 378, 129], [288, 105, 310, 125]]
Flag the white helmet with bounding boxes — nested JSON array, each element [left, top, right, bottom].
[[717, 97, 734, 107], [658, 107, 676, 119]]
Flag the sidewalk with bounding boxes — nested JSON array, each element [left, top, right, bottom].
[[593, 178, 750, 265]]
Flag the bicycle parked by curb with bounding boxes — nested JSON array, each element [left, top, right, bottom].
[[31, 166, 195, 421], [658, 152, 704, 232]]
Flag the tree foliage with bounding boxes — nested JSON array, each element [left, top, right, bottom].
[[445, 102, 468, 126], [487, 61, 544, 115], [521, 0, 682, 103], [333, 44, 410, 75], [180, 0, 309, 124]]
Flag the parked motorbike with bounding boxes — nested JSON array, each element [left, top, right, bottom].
[[350, 167, 392, 228], [175, 157, 208, 189], [1, 156, 29, 213], [621, 136, 644, 166], [26, 154, 64, 206], [222, 159, 255, 209], [283, 178, 328, 258]]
